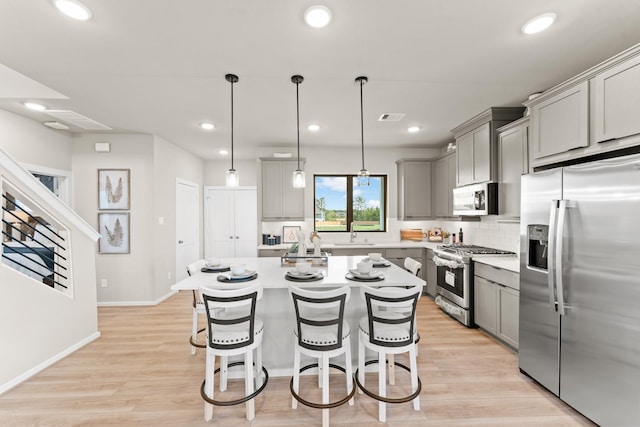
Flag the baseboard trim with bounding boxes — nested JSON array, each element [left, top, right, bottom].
[[97, 290, 177, 307], [0, 332, 101, 395]]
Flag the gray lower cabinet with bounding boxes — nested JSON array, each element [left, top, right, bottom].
[[425, 249, 437, 298], [258, 248, 285, 257], [330, 247, 377, 257], [474, 262, 519, 349]]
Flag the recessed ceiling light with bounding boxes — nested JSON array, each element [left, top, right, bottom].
[[307, 124, 320, 132], [407, 126, 421, 133], [200, 122, 215, 130], [23, 102, 46, 111], [219, 149, 229, 155], [304, 5, 332, 28], [522, 12, 556, 35], [43, 121, 70, 130], [52, 0, 92, 21]]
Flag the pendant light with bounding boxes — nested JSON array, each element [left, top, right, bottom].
[[355, 76, 370, 186], [225, 73, 239, 187], [291, 75, 305, 188]]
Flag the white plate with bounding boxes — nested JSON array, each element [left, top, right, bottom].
[[221, 270, 256, 280], [288, 269, 318, 278], [205, 263, 230, 269], [349, 269, 382, 279], [363, 257, 390, 267]]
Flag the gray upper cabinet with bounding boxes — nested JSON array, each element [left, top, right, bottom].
[[432, 152, 456, 217], [397, 160, 432, 220], [452, 107, 525, 187], [497, 117, 529, 217], [594, 53, 640, 142], [260, 158, 304, 221], [530, 81, 589, 160]]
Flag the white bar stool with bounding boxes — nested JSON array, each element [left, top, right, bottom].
[[288, 285, 356, 427], [356, 284, 422, 423], [199, 282, 269, 422]]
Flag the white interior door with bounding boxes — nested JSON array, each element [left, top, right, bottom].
[[234, 188, 257, 257], [176, 179, 199, 281], [205, 187, 256, 259]]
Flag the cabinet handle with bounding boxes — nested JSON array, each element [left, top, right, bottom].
[[229, 236, 233, 239], [235, 236, 239, 239], [178, 240, 183, 244]]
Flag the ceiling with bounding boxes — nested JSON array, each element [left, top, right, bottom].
[[2, 0, 640, 160]]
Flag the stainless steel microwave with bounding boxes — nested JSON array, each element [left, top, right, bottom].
[[453, 182, 498, 216]]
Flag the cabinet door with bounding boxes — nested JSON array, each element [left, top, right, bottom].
[[432, 157, 448, 217], [281, 161, 305, 220], [234, 189, 257, 257], [261, 161, 284, 220], [399, 162, 432, 219], [447, 154, 456, 215], [206, 189, 235, 258], [474, 276, 497, 334], [472, 122, 491, 183], [497, 285, 519, 349], [456, 132, 474, 186], [498, 124, 527, 217], [426, 249, 437, 297], [594, 54, 640, 142], [531, 81, 589, 159]]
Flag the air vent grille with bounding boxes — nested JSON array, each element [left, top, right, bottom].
[[44, 110, 112, 130], [378, 113, 405, 122]]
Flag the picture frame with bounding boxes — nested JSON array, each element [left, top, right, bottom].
[[282, 225, 302, 243], [98, 212, 130, 254], [98, 169, 130, 210]]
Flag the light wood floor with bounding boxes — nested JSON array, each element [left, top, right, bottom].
[[0, 291, 596, 426]]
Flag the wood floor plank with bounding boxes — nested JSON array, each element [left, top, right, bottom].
[[0, 291, 596, 426]]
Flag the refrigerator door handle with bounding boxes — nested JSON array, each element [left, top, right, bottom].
[[556, 199, 568, 316], [547, 200, 559, 311]]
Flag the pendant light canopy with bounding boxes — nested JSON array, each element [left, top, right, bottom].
[[291, 75, 305, 189], [355, 76, 370, 186], [225, 73, 239, 187]]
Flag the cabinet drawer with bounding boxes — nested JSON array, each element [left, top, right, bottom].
[[474, 262, 519, 290], [258, 249, 285, 257], [385, 248, 423, 259]]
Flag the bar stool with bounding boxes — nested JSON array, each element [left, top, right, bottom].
[[288, 285, 356, 427], [199, 282, 269, 422], [186, 259, 207, 355], [356, 284, 422, 423]]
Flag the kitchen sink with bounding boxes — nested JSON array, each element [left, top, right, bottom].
[[333, 242, 376, 246]]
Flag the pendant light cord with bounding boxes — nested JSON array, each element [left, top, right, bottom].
[[296, 79, 301, 171], [230, 78, 235, 171], [359, 77, 365, 171]]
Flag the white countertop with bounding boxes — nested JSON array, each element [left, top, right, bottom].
[[473, 256, 520, 273], [258, 240, 442, 251], [171, 255, 426, 291]]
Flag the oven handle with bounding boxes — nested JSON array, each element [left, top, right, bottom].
[[432, 255, 464, 269]]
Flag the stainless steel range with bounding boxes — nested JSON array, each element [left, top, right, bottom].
[[433, 244, 515, 327]]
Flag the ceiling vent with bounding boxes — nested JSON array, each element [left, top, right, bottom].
[[44, 110, 112, 130], [378, 113, 405, 122]]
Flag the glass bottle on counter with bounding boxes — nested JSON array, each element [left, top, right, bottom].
[[459, 228, 464, 243], [452, 233, 456, 244]]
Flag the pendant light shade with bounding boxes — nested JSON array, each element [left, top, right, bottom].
[[291, 75, 305, 189], [225, 73, 239, 187], [355, 76, 370, 186]]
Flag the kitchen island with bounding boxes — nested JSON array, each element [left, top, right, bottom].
[[171, 255, 425, 376]]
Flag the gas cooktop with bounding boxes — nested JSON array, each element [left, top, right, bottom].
[[438, 244, 516, 255]]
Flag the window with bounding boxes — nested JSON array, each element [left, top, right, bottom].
[[314, 175, 387, 232]]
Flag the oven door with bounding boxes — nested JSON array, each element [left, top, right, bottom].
[[433, 255, 469, 309]]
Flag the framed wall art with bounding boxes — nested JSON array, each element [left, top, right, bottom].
[[282, 225, 302, 243], [98, 212, 130, 254], [98, 169, 130, 210]]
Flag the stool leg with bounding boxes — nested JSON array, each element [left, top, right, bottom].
[[378, 351, 387, 423], [409, 346, 420, 411], [388, 354, 396, 386], [220, 356, 228, 391], [292, 344, 300, 409], [357, 337, 365, 395], [344, 343, 354, 405], [321, 353, 329, 427], [318, 358, 323, 388], [191, 308, 198, 355], [245, 349, 255, 421], [204, 349, 215, 421], [255, 345, 264, 389]]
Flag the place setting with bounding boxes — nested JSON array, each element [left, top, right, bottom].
[[201, 257, 231, 273], [217, 264, 258, 282], [345, 260, 384, 282], [285, 261, 324, 282], [362, 252, 392, 267]]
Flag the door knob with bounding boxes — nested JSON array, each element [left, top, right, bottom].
[[236, 236, 239, 239], [178, 240, 184, 244], [229, 236, 233, 239]]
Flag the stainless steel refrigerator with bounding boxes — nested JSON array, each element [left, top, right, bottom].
[[519, 152, 640, 427]]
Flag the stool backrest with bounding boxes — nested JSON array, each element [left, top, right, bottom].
[[403, 257, 422, 276], [187, 259, 207, 276], [199, 282, 263, 350], [360, 284, 422, 348], [289, 285, 350, 352]]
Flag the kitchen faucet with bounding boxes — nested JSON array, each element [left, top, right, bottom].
[[350, 222, 357, 243]]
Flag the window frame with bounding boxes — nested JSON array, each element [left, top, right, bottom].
[[313, 174, 388, 233]]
